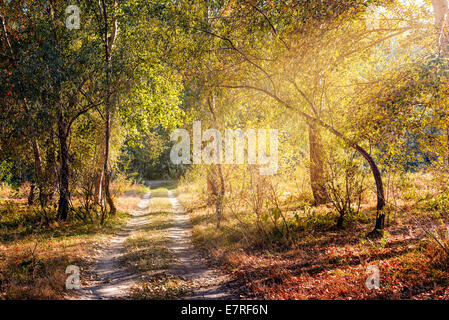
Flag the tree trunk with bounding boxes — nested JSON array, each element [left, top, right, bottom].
[[44, 128, 58, 201], [308, 122, 329, 205], [101, 91, 116, 214], [166, 160, 172, 177], [94, 168, 103, 203], [447, 125, 449, 166], [94, 137, 105, 203], [337, 214, 344, 228], [216, 164, 225, 228], [206, 169, 216, 205], [28, 184, 35, 205], [352, 144, 385, 234], [31, 139, 43, 182], [206, 165, 225, 228], [102, 72, 116, 215], [432, 1, 449, 166], [206, 94, 225, 228], [57, 113, 69, 221], [30, 138, 44, 205], [104, 170, 116, 214], [100, 0, 117, 215], [432, 0, 449, 52], [24, 97, 45, 206]]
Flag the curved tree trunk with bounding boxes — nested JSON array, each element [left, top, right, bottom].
[[234, 85, 386, 233], [308, 123, 329, 205], [351, 144, 385, 233], [310, 118, 386, 233], [310, 120, 385, 232]]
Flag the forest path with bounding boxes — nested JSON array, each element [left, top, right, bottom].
[[75, 181, 234, 300], [166, 190, 235, 299], [75, 188, 155, 299]]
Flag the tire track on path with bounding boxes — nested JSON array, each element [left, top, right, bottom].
[[76, 190, 152, 299], [167, 190, 236, 300]]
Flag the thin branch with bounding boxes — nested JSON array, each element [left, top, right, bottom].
[[244, 1, 289, 50], [0, 11, 13, 56], [196, 28, 276, 90]]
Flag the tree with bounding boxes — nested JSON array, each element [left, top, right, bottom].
[[97, 0, 118, 215], [170, 0, 400, 233], [1, 1, 107, 220]]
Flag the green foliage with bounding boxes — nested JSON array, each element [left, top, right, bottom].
[[0, 161, 12, 185], [421, 191, 449, 215]]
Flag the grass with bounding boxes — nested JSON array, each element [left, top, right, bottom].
[[0, 180, 193, 300], [4, 175, 448, 300], [177, 178, 449, 300], [0, 184, 147, 299]]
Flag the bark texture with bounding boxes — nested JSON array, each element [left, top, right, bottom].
[[308, 123, 329, 205]]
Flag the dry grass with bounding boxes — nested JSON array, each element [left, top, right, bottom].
[[0, 184, 148, 300], [131, 273, 194, 300], [178, 175, 449, 300]]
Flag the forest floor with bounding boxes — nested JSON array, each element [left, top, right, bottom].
[[177, 183, 449, 300], [76, 181, 234, 300], [0, 187, 136, 299], [0, 181, 234, 299], [3, 179, 449, 300]]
